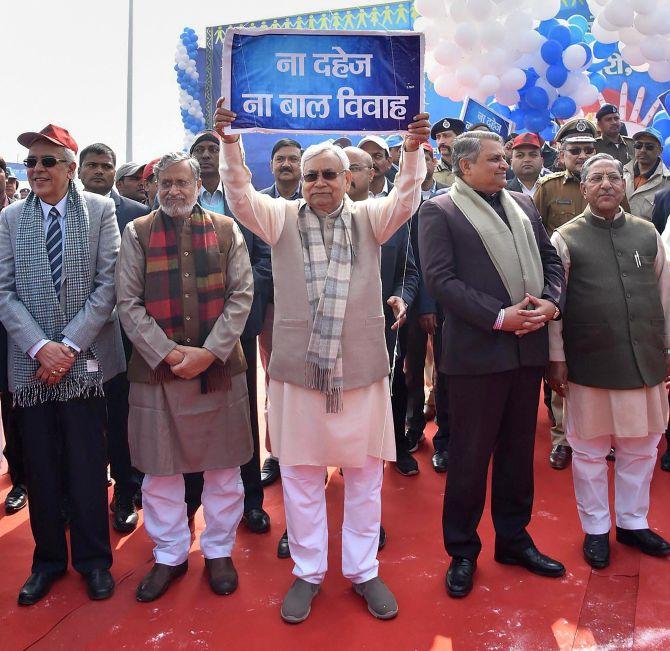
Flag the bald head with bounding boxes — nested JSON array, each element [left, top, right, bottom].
[[344, 146, 374, 201]]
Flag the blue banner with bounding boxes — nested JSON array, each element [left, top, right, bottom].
[[460, 98, 514, 140], [222, 29, 424, 135]]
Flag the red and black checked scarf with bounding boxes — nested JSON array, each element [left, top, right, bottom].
[[144, 206, 227, 391]]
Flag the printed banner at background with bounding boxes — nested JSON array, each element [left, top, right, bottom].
[[222, 29, 424, 134], [460, 98, 514, 140]]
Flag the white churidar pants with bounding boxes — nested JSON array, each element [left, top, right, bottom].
[[566, 431, 661, 535], [280, 455, 383, 584], [142, 468, 244, 565]]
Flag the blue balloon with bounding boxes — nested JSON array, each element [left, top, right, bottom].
[[568, 15, 590, 32], [488, 102, 512, 118], [579, 44, 593, 67], [540, 123, 559, 142], [653, 110, 669, 125], [524, 110, 548, 133], [546, 64, 568, 88], [568, 25, 584, 44], [655, 118, 670, 139], [510, 108, 526, 125], [589, 72, 607, 91], [541, 40, 564, 65], [663, 148, 670, 168], [521, 68, 540, 91], [593, 42, 617, 60], [538, 19, 560, 38], [551, 96, 577, 120], [664, 96, 670, 114], [549, 25, 572, 49], [525, 86, 550, 110]]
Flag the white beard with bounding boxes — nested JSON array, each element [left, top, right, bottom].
[[159, 197, 197, 219]]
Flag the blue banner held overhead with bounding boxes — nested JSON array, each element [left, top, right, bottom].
[[460, 98, 514, 140], [222, 29, 424, 135]]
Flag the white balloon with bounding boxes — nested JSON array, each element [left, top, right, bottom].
[[414, 0, 447, 20], [620, 44, 646, 67], [634, 12, 659, 36], [640, 36, 668, 62], [478, 74, 501, 96], [619, 27, 643, 46], [433, 41, 454, 66], [591, 20, 620, 44], [595, 12, 619, 33], [531, 0, 560, 22], [574, 84, 598, 107], [450, 0, 470, 23], [631, 0, 656, 15], [495, 89, 520, 106], [557, 73, 581, 96], [653, 7, 670, 35], [177, 45, 187, 54], [602, 0, 634, 29], [455, 64, 480, 87], [648, 60, 670, 82], [479, 21, 505, 44], [453, 22, 480, 51], [467, 0, 494, 21], [563, 44, 588, 70], [499, 67, 526, 91]]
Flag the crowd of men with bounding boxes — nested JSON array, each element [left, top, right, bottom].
[[1, 99, 670, 622]]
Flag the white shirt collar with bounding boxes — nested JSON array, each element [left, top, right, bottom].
[[39, 193, 68, 221], [199, 181, 224, 198]]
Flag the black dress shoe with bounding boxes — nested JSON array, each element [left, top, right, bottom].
[[260, 457, 281, 487], [86, 568, 115, 600], [616, 527, 670, 557], [549, 444, 572, 470], [378, 525, 387, 551], [445, 557, 476, 598], [277, 530, 290, 559], [18, 571, 64, 606], [431, 450, 448, 473], [394, 452, 419, 476], [423, 403, 436, 422], [495, 545, 565, 577], [661, 447, 670, 472], [583, 533, 610, 569], [112, 494, 139, 534], [5, 484, 28, 514], [243, 508, 270, 534], [133, 488, 143, 509]]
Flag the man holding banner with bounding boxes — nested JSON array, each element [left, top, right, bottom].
[[214, 95, 428, 622]]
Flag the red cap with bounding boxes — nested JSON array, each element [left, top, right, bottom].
[[142, 157, 160, 181], [420, 142, 435, 155], [512, 133, 541, 150], [17, 124, 78, 154]]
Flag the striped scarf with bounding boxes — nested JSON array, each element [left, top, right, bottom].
[[144, 206, 228, 391], [14, 184, 103, 406], [298, 203, 353, 413]]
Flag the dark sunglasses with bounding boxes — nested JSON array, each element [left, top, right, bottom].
[[23, 156, 68, 168], [565, 146, 595, 156], [634, 141, 659, 151], [302, 169, 346, 183]]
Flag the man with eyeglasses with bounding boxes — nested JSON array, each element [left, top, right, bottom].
[[78, 142, 149, 535], [535, 118, 598, 471], [623, 127, 670, 222], [115, 151, 254, 602], [215, 98, 429, 623], [548, 152, 670, 569], [188, 130, 274, 539], [595, 104, 635, 166], [0, 124, 125, 605]]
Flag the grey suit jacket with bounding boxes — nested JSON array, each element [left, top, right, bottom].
[[0, 191, 126, 391]]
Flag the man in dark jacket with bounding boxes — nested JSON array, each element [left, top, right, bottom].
[[420, 130, 566, 599]]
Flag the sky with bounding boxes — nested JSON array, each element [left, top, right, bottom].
[[2, 0, 391, 167]]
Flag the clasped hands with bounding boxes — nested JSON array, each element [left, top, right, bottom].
[[35, 342, 75, 385], [500, 293, 556, 338], [164, 345, 216, 380]]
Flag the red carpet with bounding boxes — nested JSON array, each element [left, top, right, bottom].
[[2, 405, 670, 650]]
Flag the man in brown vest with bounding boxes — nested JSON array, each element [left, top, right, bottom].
[[115, 152, 254, 601], [548, 153, 670, 569], [215, 98, 429, 623]]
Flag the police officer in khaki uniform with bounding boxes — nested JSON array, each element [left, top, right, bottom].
[[535, 118, 598, 238], [431, 118, 465, 187], [534, 118, 597, 470], [594, 104, 635, 166]]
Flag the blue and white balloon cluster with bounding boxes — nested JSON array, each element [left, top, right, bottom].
[[649, 95, 670, 167], [175, 27, 205, 149], [498, 16, 601, 139]]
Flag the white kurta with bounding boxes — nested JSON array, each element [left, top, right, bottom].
[[549, 220, 670, 439], [220, 140, 424, 467]]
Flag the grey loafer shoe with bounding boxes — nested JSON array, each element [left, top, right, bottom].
[[353, 577, 398, 619], [280, 578, 320, 624]]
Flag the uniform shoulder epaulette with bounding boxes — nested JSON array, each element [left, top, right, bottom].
[[536, 171, 564, 185]]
